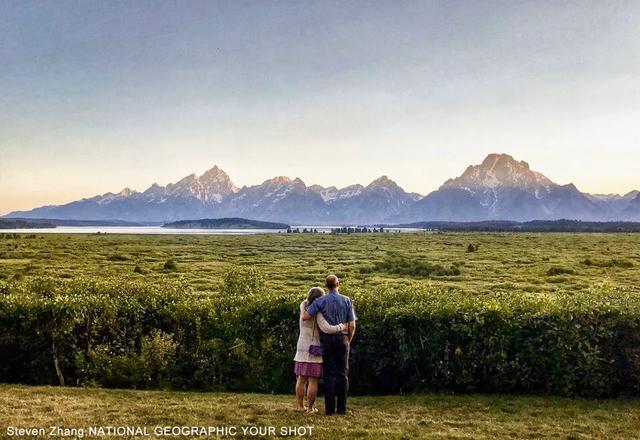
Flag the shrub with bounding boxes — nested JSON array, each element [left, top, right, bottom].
[[612, 259, 634, 268], [222, 266, 265, 297], [163, 259, 178, 271], [360, 256, 461, 278], [141, 330, 177, 388], [1, 277, 640, 397], [85, 347, 143, 389], [107, 254, 129, 262], [582, 258, 634, 268], [133, 265, 144, 274], [547, 266, 576, 276]]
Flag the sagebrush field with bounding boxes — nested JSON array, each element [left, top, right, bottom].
[[2, 231, 639, 294], [2, 231, 640, 398]]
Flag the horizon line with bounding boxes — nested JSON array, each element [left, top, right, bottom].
[[3, 152, 639, 216]]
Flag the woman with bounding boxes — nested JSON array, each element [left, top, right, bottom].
[[294, 287, 347, 413]]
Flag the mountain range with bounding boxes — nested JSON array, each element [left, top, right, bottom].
[[5, 154, 639, 224]]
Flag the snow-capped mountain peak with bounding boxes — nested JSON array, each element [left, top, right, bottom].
[[5, 154, 637, 223], [403, 153, 609, 222], [117, 187, 135, 197], [367, 175, 399, 189], [309, 185, 337, 202], [267, 176, 292, 185], [443, 153, 554, 191], [200, 165, 238, 192], [310, 184, 365, 202], [140, 166, 238, 204]]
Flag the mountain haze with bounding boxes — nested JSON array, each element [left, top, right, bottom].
[[588, 191, 639, 213], [5, 155, 638, 224], [623, 193, 640, 218]]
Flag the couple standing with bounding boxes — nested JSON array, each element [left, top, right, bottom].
[[294, 274, 356, 415]]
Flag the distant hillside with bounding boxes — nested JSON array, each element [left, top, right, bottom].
[[0, 218, 145, 227], [0, 218, 56, 229], [163, 217, 290, 230], [396, 219, 640, 233]]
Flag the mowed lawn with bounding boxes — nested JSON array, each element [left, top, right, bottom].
[[1, 385, 639, 439]]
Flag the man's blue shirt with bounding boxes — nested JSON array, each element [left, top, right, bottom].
[[306, 290, 356, 333]]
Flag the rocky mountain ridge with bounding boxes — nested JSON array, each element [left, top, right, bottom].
[[5, 154, 638, 224]]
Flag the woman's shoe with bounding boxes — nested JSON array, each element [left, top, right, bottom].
[[306, 407, 318, 414]]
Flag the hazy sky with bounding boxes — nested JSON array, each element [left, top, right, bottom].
[[1, 0, 639, 214]]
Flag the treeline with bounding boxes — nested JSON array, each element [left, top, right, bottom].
[[330, 227, 387, 234], [1, 274, 640, 397], [398, 219, 640, 232], [286, 226, 391, 234], [0, 219, 55, 229], [0, 218, 144, 228], [164, 218, 290, 230], [286, 228, 319, 234]]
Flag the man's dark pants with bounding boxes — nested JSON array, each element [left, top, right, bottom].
[[320, 333, 350, 415]]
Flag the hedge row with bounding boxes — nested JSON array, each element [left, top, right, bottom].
[[1, 276, 639, 397]]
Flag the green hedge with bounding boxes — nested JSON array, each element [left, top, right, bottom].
[[1, 277, 639, 397]]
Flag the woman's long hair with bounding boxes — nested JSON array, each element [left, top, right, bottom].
[[306, 287, 324, 306]]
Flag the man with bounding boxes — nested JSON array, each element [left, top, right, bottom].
[[303, 274, 356, 415]]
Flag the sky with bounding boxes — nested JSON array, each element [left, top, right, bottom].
[[1, 0, 639, 214]]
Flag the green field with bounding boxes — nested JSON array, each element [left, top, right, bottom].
[[2, 385, 640, 439], [2, 232, 640, 438], [1, 232, 639, 296]]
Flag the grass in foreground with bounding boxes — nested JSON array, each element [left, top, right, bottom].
[[1, 385, 639, 439]]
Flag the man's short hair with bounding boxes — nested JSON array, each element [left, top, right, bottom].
[[325, 274, 339, 290]]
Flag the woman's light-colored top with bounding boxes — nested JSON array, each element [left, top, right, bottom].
[[294, 300, 345, 363]]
